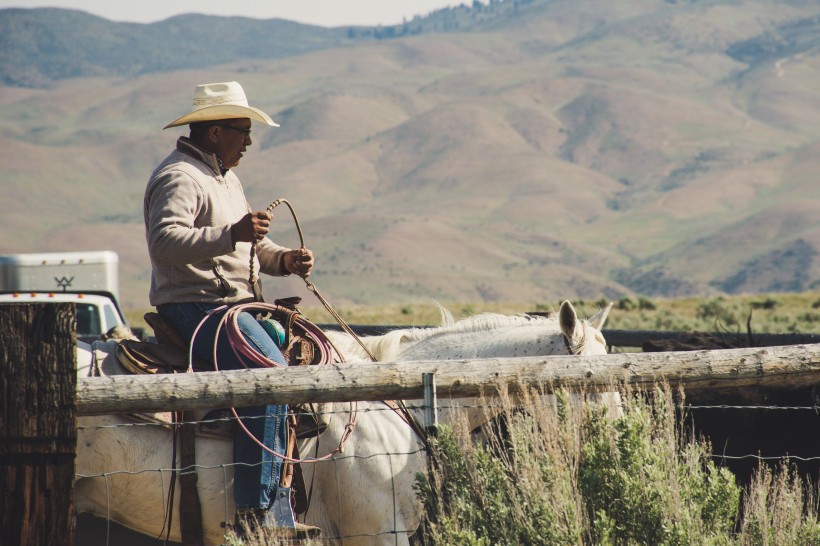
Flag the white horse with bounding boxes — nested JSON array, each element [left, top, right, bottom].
[[75, 300, 612, 545], [322, 299, 616, 431]]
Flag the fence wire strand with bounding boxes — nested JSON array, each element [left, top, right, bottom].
[[76, 397, 820, 544]]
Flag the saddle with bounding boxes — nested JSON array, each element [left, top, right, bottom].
[[115, 299, 332, 436], [116, 323, 210, 374], [258, 296, 325, 368], [118, 296, 327, 374], [114, 299, 333, 525]]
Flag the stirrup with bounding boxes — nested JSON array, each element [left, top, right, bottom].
[[293, 404, 329, 439]]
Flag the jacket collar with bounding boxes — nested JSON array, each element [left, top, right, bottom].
[[176, 136, 229, 176]]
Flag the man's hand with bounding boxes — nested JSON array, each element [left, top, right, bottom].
[[231, 211, 272, 243], [284, 248, 314, 278]]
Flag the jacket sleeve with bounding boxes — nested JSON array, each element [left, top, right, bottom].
[[256, 237, 291, 277], [145, 168, 235, 266]]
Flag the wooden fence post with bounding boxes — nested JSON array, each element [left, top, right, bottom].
[[0, 303, 76, 546]]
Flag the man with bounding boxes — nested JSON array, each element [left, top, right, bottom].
[[144, 81, 317, 538]]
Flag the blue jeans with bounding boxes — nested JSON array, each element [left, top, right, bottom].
[[157, 302, 289, 512]]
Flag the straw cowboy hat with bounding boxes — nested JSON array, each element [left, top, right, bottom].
[[164, 81, 279, 129]]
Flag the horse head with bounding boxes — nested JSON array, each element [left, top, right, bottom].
[[559, 300, 611, 356]]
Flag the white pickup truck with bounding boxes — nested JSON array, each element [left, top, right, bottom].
[[0, 251, 132, 342]]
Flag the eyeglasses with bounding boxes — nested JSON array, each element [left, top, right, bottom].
[[214, 123, 252, 136]]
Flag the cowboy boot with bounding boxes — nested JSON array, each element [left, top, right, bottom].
[[234, 509, 322, 541]]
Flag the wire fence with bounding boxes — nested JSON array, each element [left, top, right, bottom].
[[77, 402, 428, 545], [76, 396, 820, 545], [72, 323, 820, 544]]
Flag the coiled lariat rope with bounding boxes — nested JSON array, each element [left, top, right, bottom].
[[189, 303, 356, 463]]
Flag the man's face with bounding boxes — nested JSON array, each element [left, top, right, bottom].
[[211, 118, 252, 170]]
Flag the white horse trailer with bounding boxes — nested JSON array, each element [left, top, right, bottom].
[[0, 250, 128, 341]]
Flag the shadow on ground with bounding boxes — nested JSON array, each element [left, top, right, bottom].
[[76, 514, 182, 546]]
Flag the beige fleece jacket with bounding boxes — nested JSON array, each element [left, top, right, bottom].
[[144, 137, 290, 306]]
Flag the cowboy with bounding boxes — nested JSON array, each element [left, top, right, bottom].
[[144, 81, 319, 539]]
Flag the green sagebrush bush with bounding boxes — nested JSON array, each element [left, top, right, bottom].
[[414, 385, 819, 546], [579, 388, 738, 546]]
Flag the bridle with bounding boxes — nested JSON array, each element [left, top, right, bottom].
[[562, 320, 592, 355]]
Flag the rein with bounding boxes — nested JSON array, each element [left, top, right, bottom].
[[251, 199, 378, 363], [247, 199, 429, 449]]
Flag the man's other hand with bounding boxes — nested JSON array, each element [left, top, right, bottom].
[[284, 248, 314, 278]]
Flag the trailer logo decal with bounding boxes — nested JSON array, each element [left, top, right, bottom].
[[55, 276, 74, 292]]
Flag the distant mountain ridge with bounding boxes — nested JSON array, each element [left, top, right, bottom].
[[0, 1, 550, 87], [0, 8, 350, 87], [0, 0, 818, 310]]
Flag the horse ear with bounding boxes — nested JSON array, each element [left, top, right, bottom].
[[588, 302, 613, 330], [558, 300, 578, 338], [433, 300, 455, 327]]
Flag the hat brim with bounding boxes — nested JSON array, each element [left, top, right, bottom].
[[163, 104, 279, 129]]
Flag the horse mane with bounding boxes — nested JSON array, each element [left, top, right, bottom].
[[347, 312, 564, 362], [405, 313, 552, 341]]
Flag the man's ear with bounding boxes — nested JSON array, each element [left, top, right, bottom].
[[207, 124, 221, 142]]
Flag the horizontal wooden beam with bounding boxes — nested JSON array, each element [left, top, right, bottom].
[[601, 329, 820, 348], [76, 343, 820, 416]]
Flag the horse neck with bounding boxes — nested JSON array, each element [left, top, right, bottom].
[[76, 340, 136, 381], [397, 318, 570, 360], [76, 342, 94, 379]]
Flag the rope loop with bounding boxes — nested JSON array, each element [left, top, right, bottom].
[[189, 301, 357, 464]]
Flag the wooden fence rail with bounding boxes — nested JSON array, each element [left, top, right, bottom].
[[77, 343, 820, 416], [602, 329, 820, 348]]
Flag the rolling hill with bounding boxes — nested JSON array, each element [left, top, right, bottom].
[[0, 0, 818, 311]]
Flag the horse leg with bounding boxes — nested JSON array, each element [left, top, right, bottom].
[[299, 402, 424, 546]]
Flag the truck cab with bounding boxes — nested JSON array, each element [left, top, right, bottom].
[[0, 251, 130, 342], [0, 291, 126, 341]]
